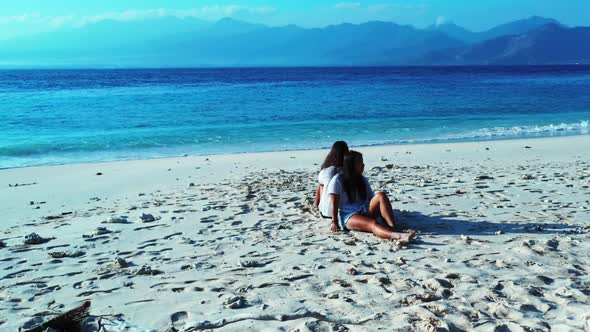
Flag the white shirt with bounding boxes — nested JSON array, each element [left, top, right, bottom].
[[327, 174, 374, 217], [318, 166, 339, 217]]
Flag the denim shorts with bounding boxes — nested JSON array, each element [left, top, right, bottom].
[[339, 211, 386, 230], [339, 204, 370, 230], [339, 211, 366, 230]]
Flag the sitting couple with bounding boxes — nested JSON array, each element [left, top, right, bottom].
[[314, 141, 415, 242]]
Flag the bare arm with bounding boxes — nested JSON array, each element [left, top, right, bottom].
[[329, 193, 340, 232], [313, 184, 323, 209]]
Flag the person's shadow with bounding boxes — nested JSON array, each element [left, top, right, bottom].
[[395, 210, 578, 237]]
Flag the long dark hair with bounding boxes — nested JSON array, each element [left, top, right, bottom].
[[321, 141, 349, 170], [342, 150, 367, 202]]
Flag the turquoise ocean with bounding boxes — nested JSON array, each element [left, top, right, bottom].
[[1, 66, 589, 168]]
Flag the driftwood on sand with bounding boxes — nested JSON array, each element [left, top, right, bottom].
[[23, 301, 91, 332]]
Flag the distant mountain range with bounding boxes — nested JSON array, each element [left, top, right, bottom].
[[420, 23, 590, 65], [427, 16, 560, 43], [0, 16, 588, 67]]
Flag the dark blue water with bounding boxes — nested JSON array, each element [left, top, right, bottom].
[[1, 66, 589, 168]]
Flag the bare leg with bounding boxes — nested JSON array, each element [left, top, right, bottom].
[[346, 214, 415, 241], [368, 192, 396, 228]]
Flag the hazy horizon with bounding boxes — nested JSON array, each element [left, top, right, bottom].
[[2, 2, 590, 69], [2, 0, 590, 40]]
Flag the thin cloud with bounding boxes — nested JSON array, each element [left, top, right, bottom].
[[0, 5, 278, 28], [81, 6, 276, 25], [435, 16, 447, 26], [367, 3, 428, 13], [0, 13, 43, 24], [333, 2, 362, 10], [329, 3, 429, 15]]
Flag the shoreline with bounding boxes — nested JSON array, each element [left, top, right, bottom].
[[1, 134, 589, 330], [2, 133, 589, 171]]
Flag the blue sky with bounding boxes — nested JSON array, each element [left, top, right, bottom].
[[1, 0, 590, 39]]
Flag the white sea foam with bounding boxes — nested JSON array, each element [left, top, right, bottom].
[[2, 120, 589, 169], [420, 120, 590, 143], [454, 120, 588, 139]]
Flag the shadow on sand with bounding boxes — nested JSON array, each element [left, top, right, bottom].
[[396, 210, 579, 237]]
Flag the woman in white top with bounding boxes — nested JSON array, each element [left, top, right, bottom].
[[328, 150, 416, 242], [314, 141, 349, 218]]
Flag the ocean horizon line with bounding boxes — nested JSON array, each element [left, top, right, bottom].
[[2, 64, 590, 71]]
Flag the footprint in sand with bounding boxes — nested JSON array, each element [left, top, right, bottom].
[[171, 311, 189, 328]]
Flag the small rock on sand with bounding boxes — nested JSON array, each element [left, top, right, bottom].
[[423, 278, 454, 292], [115, 257, 129, 268], [546, 239, 559, 250], [239, 260, 265, 268], [327, 293, 339, 299], [343, 239, 356, 246], [139, 213, 158, 223], [224, 296, 247, 309], [394, 257, 407, 265], [48, 250, 85, 258], [459, 235, 473, 244], [179, 237, 196, 245], [107, 215, 129, 224], [95, 227, 112, 235], [134, 264, 163, 276], [445, 273, 460, 279], [24, 232, 53, 245]]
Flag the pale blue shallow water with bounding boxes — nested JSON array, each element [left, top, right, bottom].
[[1, 66, 589, 168]]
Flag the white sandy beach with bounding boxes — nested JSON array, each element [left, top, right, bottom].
[[1, 135, 590, 331]]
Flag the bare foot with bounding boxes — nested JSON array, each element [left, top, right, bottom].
[[391, 231, 416, 243], [399, 231, 416, 242]]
